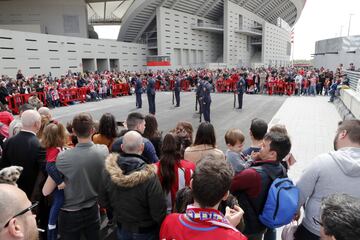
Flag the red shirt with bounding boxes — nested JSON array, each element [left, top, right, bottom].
[[46, 147, 61, 163], [0, 111, 14, 126], [160, 212, 247, 240]]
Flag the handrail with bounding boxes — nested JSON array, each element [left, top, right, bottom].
[[344, 70, 360, 92], [191, 23, 224, 29]]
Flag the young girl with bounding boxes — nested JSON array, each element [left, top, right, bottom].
[[41, 122, 68, 240]]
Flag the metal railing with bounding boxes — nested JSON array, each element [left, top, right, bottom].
[[236, 27, 263, 34], [89, 15, 122, 25], [191, 23, 224, 29], [344, 70, 360, 92], [251, 39, 262, 44]]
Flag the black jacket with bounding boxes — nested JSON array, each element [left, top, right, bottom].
[[0, 131, 46, 198], [0, 87, 9, 105], [100, 153, 166, 230]]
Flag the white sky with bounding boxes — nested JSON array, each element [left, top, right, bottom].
[[94, 0, 360, 60], [293, 0, 360, 60]]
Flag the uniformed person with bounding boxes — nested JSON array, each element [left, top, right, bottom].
[[196, 76, 204, 113], [146, 73, 156, 114], [174, 73, 181, 107], [237, 75, 246, 109], [134, 75, 142, 108], [202, 76, 212, 122]]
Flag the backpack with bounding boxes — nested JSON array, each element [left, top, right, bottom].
[[259, 166, 299, 229]]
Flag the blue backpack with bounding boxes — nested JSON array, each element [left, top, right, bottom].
[[259, 167, 299, 229]]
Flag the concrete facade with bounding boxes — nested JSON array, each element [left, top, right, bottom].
[[0, 29, 147, 77], [0, 0, 88, 38], [314, 36, 360, 71], [156, 7, 223, 69]]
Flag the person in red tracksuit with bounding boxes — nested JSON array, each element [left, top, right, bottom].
[[160, 155, 247, 240]]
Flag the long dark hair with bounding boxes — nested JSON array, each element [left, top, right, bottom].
[[98, 113, 117, 139], [143, 114, 161, 139], [159, 133, 182, 193], [193, 122, 216, 148]]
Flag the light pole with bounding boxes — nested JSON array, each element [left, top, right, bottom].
[[348, 13, 355, 36]]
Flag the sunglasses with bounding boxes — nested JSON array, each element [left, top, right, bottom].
[[3, 201, 38, 228], [312, 216, 323, 226]]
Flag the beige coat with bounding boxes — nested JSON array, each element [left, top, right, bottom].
[[184, 144, 225, 164]]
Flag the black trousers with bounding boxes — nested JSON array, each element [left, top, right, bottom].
[[136, 93, 142, 108], [59, 204, 100, 240], [147, 93, 156, 114], [294, 224, 320, 240], [238, 92, 244, 109], [175, 90, 180, 106], [203, 101, 211, 122]]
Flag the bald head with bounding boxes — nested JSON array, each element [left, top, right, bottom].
[[38, 107, 51, 119], [0, 184, 27, 226], [21, 110, 41, 132], [122, 131, 144, 154], [0, 184, 38, 239]]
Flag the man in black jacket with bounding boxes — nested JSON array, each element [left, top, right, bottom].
[[100, 131, 166, 239], [111, 112, 158, 163], [0, 110, 45, 198]]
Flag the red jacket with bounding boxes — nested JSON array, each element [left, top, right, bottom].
[[160, 212, 247, 240]]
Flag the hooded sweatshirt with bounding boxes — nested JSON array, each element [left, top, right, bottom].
[[296, 147, 360, 236]]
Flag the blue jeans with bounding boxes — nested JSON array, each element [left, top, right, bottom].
[[48, 189, 64, 240], [117, 227, 156, 240]]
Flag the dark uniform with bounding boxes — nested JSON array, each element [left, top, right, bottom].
[[237, 77, 245, 109], [174, 76, 181, 107], [202, 78, 212, 122], [147, 76, 156, 114], [196, 78, 204, 112], [135, 77, 143, 108]]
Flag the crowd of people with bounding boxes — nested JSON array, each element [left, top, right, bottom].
[[0, 102, 359, 240], [0, 63, 350, 112], [0, 62, 357, 240]]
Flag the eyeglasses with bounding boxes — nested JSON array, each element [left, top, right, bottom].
[[3, 201, 38, 228], [312, 216, 323, 226]]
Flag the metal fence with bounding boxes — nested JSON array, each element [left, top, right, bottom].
[[344, 70, 360, 92]]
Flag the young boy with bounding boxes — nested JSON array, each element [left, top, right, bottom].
[[225, 128, 247, 174], [160, 155, 247, 240]]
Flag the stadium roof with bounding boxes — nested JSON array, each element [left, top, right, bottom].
[[86, 0, 135, 25]]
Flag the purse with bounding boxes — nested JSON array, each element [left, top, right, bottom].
[[281, 221, 299, 240]]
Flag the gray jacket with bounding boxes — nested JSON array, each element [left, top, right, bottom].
[[296, 147, 360, 236], [56, 142, 109, 210]]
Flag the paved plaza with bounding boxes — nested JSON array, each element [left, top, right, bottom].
[[50, 92, 342, 239], [52, 92, 341, 178]]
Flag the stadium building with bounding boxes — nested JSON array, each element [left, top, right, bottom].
[[313, 35, 360, 71], [0, 0, 305, 77]]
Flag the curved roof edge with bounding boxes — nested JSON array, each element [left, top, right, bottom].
[[291, 0, 306, 25], [118, 0, 307, 42]]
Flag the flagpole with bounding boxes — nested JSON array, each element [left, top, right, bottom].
[[291, 29, 295, 68]]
